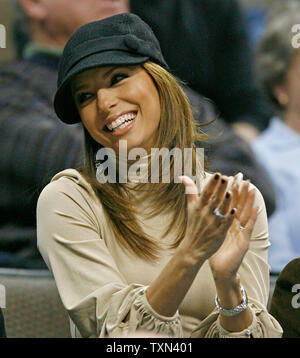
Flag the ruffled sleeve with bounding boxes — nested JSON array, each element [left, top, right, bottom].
[[105, 286, 182, 338], [36, 170, 182, 338], [191, 300, 282, 338], [69, 285, 182, 338]]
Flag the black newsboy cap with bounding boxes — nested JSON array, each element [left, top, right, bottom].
[[54, 13, 168, 124]]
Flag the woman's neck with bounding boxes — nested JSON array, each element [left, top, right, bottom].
[[283, 110, 300, 135]]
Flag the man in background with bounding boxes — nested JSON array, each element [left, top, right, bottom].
[[0, 0, 129, 268], [130, 0, 274, 142]]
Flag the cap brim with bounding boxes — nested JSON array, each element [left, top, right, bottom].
[[54, 50, 149, 124]]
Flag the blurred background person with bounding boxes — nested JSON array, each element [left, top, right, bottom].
[[252, 1, 300, 273], [0, 0, 276, 269], [0, 0, 129, 269], [130, 0, 275, 142]]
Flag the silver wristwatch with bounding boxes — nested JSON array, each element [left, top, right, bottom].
[[215, 284, 248, 317]]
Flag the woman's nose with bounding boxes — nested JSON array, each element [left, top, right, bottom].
[[96, 88, 118, 114]]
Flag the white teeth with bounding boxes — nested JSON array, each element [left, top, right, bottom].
[[107, 113, 136, 131]]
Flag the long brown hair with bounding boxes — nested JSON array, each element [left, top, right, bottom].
[[79, 62, 209, 261]]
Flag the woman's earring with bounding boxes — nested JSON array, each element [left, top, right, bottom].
[[278, 93, 289, 106]]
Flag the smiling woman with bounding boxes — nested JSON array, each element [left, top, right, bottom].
[[36, 13, 282, 338], [71, 65, 161, 153]]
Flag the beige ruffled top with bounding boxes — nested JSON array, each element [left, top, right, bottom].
[[36, 169, 283, 338]]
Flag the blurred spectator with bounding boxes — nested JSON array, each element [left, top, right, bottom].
[[0, 0, 276, 269], [130, 0, 275, 142], [0, 0, 128, 268], [252, 1, 300, 273]]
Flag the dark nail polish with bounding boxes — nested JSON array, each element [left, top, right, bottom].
[[221, 179, 226, 184], [226, 192, 230, 199], [231, 208, 235, 214], [214, 174, 220, 180]]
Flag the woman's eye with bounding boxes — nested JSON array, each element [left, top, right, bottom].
[[77, 93, 94, 105], [110, 73, 128, 86]]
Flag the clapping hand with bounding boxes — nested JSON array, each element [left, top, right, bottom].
[[179, 173, 258, 284], [208, 179, 258, 284]]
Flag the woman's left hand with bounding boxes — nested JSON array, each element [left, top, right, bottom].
[[208, 180, 258, 285]]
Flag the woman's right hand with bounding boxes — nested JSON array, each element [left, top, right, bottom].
[[145, 173, 237, 318], [178, 173, 235, 263]]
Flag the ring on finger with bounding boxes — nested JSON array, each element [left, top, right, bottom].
[[213, 207, 227, 219], [239, 225, 245, 232]]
